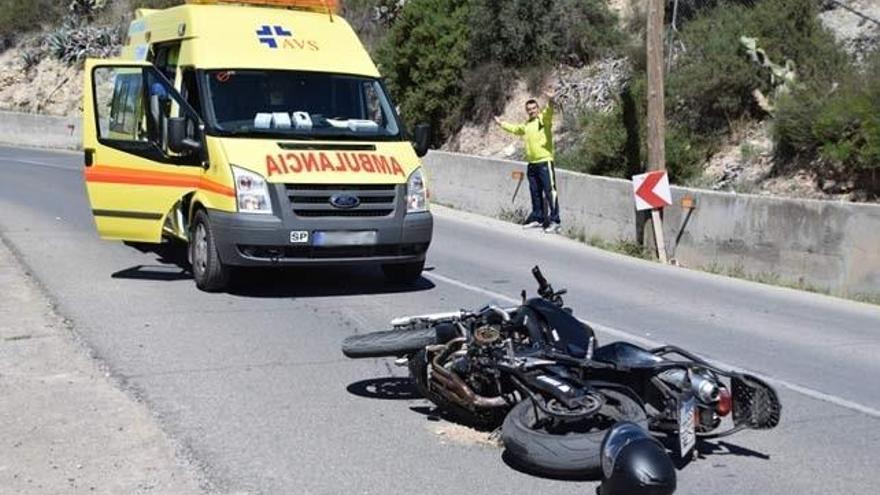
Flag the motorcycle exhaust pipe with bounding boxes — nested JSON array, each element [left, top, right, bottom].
[[428, 347, 508, 409], [693, 374, 721, 403], [658, 369, 720, 404], [429, 361, 509, 409]]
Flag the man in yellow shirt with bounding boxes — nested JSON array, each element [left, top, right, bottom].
[[495, 91, 561, 233]]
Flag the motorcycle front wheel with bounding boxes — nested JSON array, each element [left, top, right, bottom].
[[501, 388, 647, 479], [341, 328, 438, 359]]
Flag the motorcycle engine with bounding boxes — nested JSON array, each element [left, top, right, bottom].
[[473, 324, 502, 346], [456, 324, 507, 398]]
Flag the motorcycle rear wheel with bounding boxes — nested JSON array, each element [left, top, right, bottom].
[[501, 388, 647, 479]]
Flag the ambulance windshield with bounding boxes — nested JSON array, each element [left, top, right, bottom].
[[203, 70, 402, 140]]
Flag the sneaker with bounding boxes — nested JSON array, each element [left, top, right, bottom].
[[543, 222, 561, 234], [522, 221, 542, 229]]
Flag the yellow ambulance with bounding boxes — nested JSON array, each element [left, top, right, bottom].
[[82, 0, 432, 291]]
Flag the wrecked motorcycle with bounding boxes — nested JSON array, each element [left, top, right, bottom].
[[342, 267, 781, 477]]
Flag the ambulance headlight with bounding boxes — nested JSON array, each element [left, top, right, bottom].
[[406, 167, 428, 213], [232, 166, 273, 214]]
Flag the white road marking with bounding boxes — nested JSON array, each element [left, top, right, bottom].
[[0, 156, 80, 172], [425, 271, 880, 420]]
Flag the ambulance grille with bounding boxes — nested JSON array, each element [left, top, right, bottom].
[[285, 184, 398, 218], [237, 243, 430, 260]]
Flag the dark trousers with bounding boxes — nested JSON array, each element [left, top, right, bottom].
[[526, 161, 561, 226]]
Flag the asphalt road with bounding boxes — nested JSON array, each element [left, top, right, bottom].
[[2, 145, 879, 495]]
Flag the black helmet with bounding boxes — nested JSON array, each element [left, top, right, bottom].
[[599, 422, 677, 495]]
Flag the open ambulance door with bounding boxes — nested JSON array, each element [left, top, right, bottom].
[[82, 59, 206, 242]]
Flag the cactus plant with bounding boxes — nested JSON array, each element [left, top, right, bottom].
[[44, 24, 120, 65], [740, 36, 799, 114]]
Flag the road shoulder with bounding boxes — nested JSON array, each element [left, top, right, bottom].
[[0, 238, 204, 495]]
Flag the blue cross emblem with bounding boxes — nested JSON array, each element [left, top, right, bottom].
[[257, 25, 293, 48]]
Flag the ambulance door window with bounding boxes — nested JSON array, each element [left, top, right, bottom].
[[101, 69, 147, 141], [107, 76, 128, 133], [181, 69, 203, 118], [93, 65, 202, 165], [150, 43, 180, 83]]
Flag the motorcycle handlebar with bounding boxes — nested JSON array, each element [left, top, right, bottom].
[[532, 266, 549, 290]]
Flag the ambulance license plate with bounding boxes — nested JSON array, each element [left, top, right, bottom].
[[290, 231, 310, 244], [313, 230, 377, 247], [678, 397, 697, 458]]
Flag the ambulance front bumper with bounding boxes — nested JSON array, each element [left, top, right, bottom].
[[208, 209, 433, 267]]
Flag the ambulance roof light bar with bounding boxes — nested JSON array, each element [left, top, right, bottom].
[[186, 0, 338, 15]]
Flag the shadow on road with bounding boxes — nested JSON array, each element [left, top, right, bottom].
[[112, 241, 190, 281], [501, 436, 771, 481], [112, 242, 436, 297], [694, 439, 771, 462], [346, 377, 421, 400], [346, 375, 506, 433], [229, 266, 435, 298], [657, 435, 771, 470], [111, 265, 191, 281], [500, 450, 601, 482]]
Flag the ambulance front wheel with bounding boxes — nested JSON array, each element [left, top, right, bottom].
[[381, 260, 425, 284], [191, 210, 231, 292]]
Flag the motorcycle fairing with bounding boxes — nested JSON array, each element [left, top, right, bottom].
[[526, 298, 595, 358]]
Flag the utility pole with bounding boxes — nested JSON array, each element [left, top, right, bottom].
[[646, 0, 668, 264]]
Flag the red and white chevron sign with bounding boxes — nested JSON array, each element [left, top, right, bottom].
[[632, 170, 672, 211]]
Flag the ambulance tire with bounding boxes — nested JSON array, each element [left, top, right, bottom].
[[191, 210, 230, 292], [382, 261, 424, 284]]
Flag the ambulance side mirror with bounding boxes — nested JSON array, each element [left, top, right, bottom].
[[168, 116, 203, 156], [413, 123, 431, 158]]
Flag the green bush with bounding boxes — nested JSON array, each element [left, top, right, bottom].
[[559, 71, 706, 183], [667, 3, 762, 135], [665, 125, 710, 181], [746, 0, 849, 86], [341, 0, 397, 53], [558, 107, 630, 177], [772, 88, 821, 157], [0, 0, 64, 39], [376, 0, 470, 144], [372, 0, 625, 145], [558, 100, 706, 182], [458, 62, 517, 124], [469, 0, 622, 68], [668, 0, 848, 137], [774, 52, 880, 175], [566, 0, 845, 185]]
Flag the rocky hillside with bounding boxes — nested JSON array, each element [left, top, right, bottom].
[[446, 0, 880, 202], [0, 0, 878, 202]]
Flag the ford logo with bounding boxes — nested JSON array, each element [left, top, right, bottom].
[[329, 193, 360, 209]]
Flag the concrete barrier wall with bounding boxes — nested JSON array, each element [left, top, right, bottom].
[[424, 151, 880, 296], [0, 111, 81, 150], [2, 110, 877, 296]]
